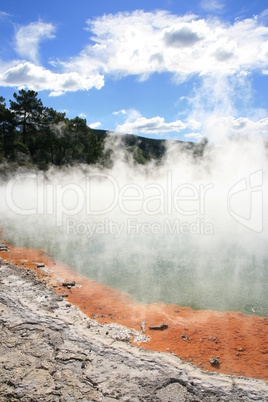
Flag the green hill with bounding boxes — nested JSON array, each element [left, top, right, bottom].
[[0, 90, 208, 170]]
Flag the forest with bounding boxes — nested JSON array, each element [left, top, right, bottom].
[[0, 89, 206, 170]]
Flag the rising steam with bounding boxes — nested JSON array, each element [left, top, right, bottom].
[[0, 133, 267, 315]]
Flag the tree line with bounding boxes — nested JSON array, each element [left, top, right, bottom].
[[0, 89, 207, 170], [0, 89, 104, 169]]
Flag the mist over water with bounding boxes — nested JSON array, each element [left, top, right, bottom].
[[1, 135, 268, 316]]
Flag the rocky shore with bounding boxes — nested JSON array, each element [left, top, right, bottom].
[[0, 260, 268, 401]]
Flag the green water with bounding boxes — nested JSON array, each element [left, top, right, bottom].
[[2, 218, 268, 317]]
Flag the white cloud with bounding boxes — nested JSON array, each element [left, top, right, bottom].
[[0, 62, 104, 95], [0, 11, 11, 19], [79, 113, 87, 119], [196, 115, 268, 143], [184, 132, 203, 140], [49, 90, 65, 97], [1, 10, 268, 99], [113, 108, 268, 139], [59, 10, 268, 81], [201, 0, 224, 12], [224, 116, 268, 135], [187, 118, 202, 130], [89, 121, 101, 129], [116, 111, 186, 134], [15, 21, 56, 63], [113, 109, 127, 115]]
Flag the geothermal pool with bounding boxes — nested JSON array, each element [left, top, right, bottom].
[[1, 219, 268, 316], [1, 138, 268, 316]]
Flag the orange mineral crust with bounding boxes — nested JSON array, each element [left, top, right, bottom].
[[1, 241, 268, 381]]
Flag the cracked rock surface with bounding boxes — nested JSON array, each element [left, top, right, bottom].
[[0, 262, 267, 401]]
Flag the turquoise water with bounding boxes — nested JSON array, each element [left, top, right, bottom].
[[2, 218, 268, 316]]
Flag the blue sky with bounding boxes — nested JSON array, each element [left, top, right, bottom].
[[1, 0, 268, 141]]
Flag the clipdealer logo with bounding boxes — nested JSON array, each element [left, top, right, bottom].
[[5, 171, 214, 228], [5, 170, 264, 234], [227, 170, 263, 233]]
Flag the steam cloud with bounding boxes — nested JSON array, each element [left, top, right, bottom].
[[0, 133, 267, 315]]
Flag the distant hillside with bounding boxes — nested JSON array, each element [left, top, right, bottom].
[[92, 129, 207, 164], [0, 89, 207, 170]]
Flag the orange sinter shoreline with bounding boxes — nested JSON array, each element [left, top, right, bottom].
[[1, 240, 268, 381]]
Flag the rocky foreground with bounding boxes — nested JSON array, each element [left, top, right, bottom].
[[0, 261, 267, 401]]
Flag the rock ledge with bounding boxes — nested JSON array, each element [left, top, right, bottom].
[[0, 262, 267, 401]]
